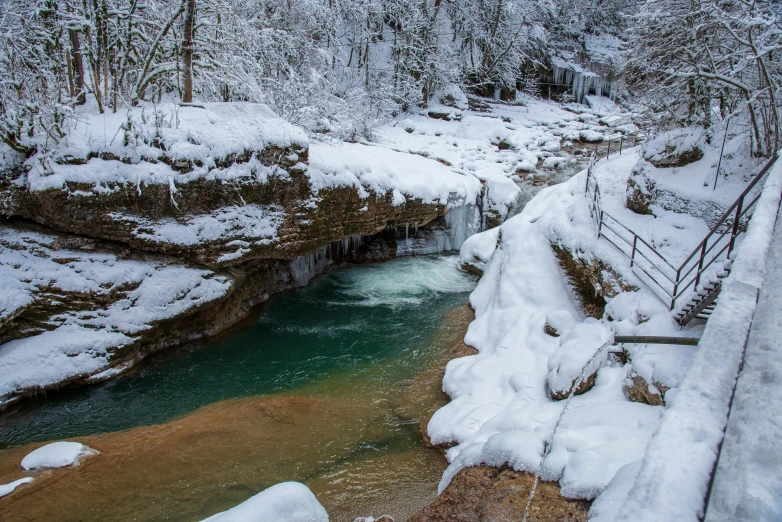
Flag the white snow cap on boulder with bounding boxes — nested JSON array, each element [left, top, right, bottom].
[[547, 319, 613, 398], [21, 441, 96, 470], [437, 84, 469, 110], [202, 482, 328, 522]]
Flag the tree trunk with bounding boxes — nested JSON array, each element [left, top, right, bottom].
[[68, 29, 87, 105], [183, 0, 196, 103]]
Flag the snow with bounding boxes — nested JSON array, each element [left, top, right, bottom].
[[458, 227, 499, 273], [0, 225, 232, 402], [21, 441, 95, 470], [615, 155, 782, 521], [53, 102, 307, 166], [437, 142, 759, 507], [435, 154, 676, 500], [705, 209, 782, 521], [0, 477, 33, 498], [308, 142, 482, 208], [201, 482, 328, 522], [589, 460, 642, 521], [110, 204, 284, 258]]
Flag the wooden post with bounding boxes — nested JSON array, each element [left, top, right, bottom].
[[630, 235, 637, 266], [619, 136, 624, 155]]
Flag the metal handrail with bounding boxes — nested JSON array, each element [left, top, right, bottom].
[[584, 149, 779, 313]]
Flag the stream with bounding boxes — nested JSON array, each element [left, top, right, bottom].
[[0, 254, 477, 522]]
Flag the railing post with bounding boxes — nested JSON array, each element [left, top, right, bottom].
[[630, 235, 637, 266], [607, 139, 611, 159], [598, 210, 603, 238], [694, 240, 708, 289], [585, 166, 591, 194], [670, 267, 680, 311], [619, 136, 624, 155], [729, 194, 745, 255]]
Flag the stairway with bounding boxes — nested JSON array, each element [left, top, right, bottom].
[[675, 259, 732, 326]]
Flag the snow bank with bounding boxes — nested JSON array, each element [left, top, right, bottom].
[[111, 204, 284, 261], [0, 477, 33, 498], [437, 148, 725, 506], [21, 441, 95, 470], [308, 142, 481, 207], [616, 155, 782, 521], [430, 159, 669, 500], [202, 482, 328, 522], [705, 210, 782, 521], [26, 102, 307, 193], [54, 102, 307, 165], [0, 225, 232, 401]]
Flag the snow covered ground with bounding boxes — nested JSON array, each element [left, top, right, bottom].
[[706, 207, 782, 522], [374, 95, 636, 224], [430, 141, 769, 514], [0, 477, 33, 498]]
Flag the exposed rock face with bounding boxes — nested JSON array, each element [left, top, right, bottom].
[[408, 466, 590, 522], [1, 167, 447, 267], [626, 161, 656, 215], [625, 374, 668, 406], [551, 244, 636, 318], [549, 371, 597, 401], [647, 144, 703, 168]]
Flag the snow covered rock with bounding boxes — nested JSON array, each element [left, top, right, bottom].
[[626, 160, 656, 215], [542, 156, 569, 170], [201, 482, 328, 522], [2, 103, 481, 267], [21, 442, 96, 470], [643, 127, 704, 168], [436, 84, 469, 110], [546, 320, 612, 400], [0, 477, 33, 498], [579, 129, 605, 143], [459, 228, 500, 274]]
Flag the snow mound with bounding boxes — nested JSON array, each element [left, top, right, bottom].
[[0, 477, 34, 498], [308, 142, 481, 207], [436, 84, 469, 110], [459, 227, 499, 273], [21, 442, 96, 470], [202, 482, 328, 522], [546, 320, 612, 397], [53, 102, 307, 167]]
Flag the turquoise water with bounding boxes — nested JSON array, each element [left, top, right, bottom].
[[0, 254, 476, 450]]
